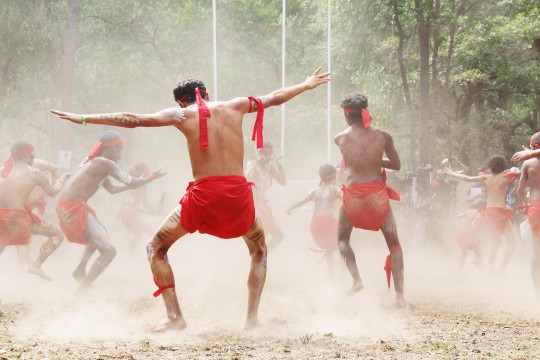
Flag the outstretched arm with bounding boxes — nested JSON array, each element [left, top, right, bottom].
[[50, 107, 185, 128], [444, 168, 486, 183], [287, 194, 313, 215], [512, 145, 540, 164], [231, 67, 330, 114]]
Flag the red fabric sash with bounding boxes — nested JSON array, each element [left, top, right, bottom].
[[152, 276, 175, 297], [195, 87, 212, 150], [0, 208, 41, 246], [340, 176, 400, 231], [343, 107, 372, 128], [83, 138, 124, 164], [309, 215, 338, 251], [531, 140, 540, 149], [248, 96, 264, 149], [384, 247, 402, 290], [179, 176, 256, 239], [507, 172, 518, 182], [1, 144, 35, 177], [474, 207, 514, 235], [56, 199, 96, 245], [524, 200, 540, 237]]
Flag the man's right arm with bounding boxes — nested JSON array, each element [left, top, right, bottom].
[[516, 161, 529, 202], [50, 107, 185, 128]]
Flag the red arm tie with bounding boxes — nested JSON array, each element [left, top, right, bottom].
[[248, 96, 264, 149]]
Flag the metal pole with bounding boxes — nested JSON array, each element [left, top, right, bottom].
[[213, 0, 218, 100], [327, 0, 332, 164], [281, 0, 286, 162]]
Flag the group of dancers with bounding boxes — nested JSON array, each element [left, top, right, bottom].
[[1, 67, 538, 332]]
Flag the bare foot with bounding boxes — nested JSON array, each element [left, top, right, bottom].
[[243, 317, 258, 331], [72, 269, 86, 284], [345, 281, 364, 296], [28, 266, 52, 281], [152, 317, 187, 333], [396, 294, 414, 309]]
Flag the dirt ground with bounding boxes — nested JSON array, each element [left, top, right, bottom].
[[1, 202, 540, 359]]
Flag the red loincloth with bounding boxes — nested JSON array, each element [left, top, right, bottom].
[[310, 215, 338, 251], [525, 200, 540, 237], [456, 229, 474, 251], [340, 182, 400, 231], [0, 208, 42, 246], [474, 207, 513, 235], [56, 199, 96, 245], [27, 197, 47, 216], [179, 176, 255, 239]]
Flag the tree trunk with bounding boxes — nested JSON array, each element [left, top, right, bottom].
[[57, 0, 81, 155], [392, 3, 416, 169], [416, 0, 432, 166], [430, 0, 441, 163]]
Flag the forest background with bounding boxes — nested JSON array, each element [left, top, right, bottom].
[[0, 0, 539, 178]]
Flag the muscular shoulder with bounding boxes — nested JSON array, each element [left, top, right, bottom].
[[88, 157, 119, 174], [29, 167, 49, 183]]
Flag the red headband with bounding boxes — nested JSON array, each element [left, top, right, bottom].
[[178, 88, 207, 103], [531, 140, 540, 149], [1, 144, 35, 177], [248, 96, 265, 149], [343, 107, 372, 128], [83, 138, 124, 164]]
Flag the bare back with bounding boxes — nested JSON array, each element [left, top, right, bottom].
[[0, 163, 52, 209], [59, 157, 133, 201], [334, 124, 398, 185], [178, 99, 251, 181], [484, 172, 512, 208], [520, 158, 540, 202]]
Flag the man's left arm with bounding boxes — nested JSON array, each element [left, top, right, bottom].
[[103, 162, 165, 194], [50, 107, 185, 128], [382, 133, 401, 171]]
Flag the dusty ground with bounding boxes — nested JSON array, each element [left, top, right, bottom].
[[1, 201, 540, 359]]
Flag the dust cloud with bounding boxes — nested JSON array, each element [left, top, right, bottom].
[[1, 167, 539, 347]]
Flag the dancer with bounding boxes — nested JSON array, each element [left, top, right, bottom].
[[516, 132, 540, 297], [55, 130, 164, 292], [246, 140, 285, 252], [334, 92, 405, 307], [0, 141, 69, 280], [51, 67, 330, 331], [445, 155, 518, 271], [287, 164, 341, 268]]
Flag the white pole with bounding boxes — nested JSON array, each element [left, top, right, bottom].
[[213, 0, 218, 100], [281, 0, 286, 162], [327, 0, 332, 164]]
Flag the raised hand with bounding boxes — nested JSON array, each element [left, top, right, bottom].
[[303, 67, 331, 90], [50, 109, 84, 125]]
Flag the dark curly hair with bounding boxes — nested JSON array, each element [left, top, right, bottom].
[[488, 155, 506, 174], [10, 140, 33, 157], [173, 79, 207, 103], [340, 92, 368, 123], [319, 164, 336, 179]]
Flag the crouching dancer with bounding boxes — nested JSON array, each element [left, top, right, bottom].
[[50, 68, 330, 331], [56, 130, 163, 293]]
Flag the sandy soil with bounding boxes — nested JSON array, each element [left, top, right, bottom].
[[1, 200, 540, 359]]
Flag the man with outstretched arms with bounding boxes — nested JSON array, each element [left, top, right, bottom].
[[0, 141, 69, 280], [50, 68, 330, 331], [445, 155, 518, 271], [55, 130, 163, 293], [334, 93, 406, 308], [516, 132, 540, 298]]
